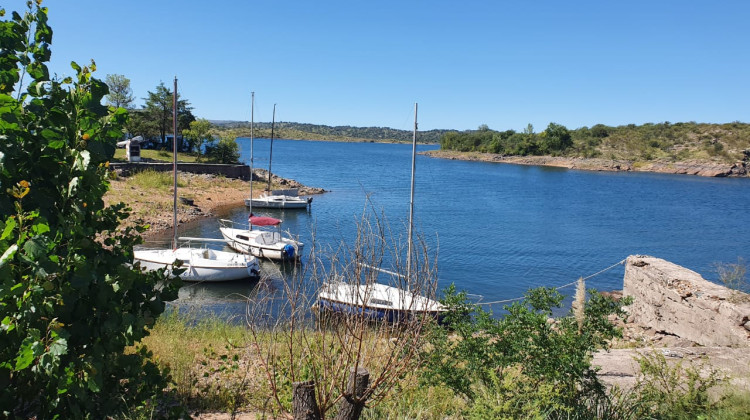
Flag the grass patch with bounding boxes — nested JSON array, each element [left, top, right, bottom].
[[143, 310, 268, 414], [129, 169, 187, 191], [141, 310, 750, 419], [113, 148, 203, 163]]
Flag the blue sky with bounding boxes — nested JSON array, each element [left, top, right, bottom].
[[6, 0, 750, 131]]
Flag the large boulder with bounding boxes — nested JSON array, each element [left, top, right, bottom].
[[623, 255, 750, 347]]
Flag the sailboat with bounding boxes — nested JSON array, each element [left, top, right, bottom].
[[316, 104, 446, 321], [249, 104, 312, 209], [134, 78, 260, 282], [219, 94, 304, 261]]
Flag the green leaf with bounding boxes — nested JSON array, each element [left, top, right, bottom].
[[1, 217, 16, 240], [47, 139, 65, 149], [49, 336, 67, 357], [23, 238, 46, 259], [31, 221, 49, 235], [15, 332, 40, 370], [1, 316, 15, 332]]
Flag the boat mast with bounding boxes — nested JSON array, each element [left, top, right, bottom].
[[268, 103, 276, 192], [172, 76, 178, 249], [407, 102, 418, 278], [249, 92, 254, 216]]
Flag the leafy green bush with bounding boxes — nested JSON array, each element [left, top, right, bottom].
[[0, 3, 180, 417], [422, 284, 629, 418], [628, 351, 725, 419], [205, 134, 240, 164]]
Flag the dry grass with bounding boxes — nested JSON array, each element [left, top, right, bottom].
[[104, 171, 266, 236], [143, 311, 455, 418]]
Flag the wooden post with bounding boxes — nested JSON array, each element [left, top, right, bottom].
[[335, 367, 369, 420], [292, 380, 321, 420]]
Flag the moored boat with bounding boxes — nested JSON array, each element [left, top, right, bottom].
[[317, 281, 446, 322], [219, 216, 303, 261], [134, 78, 260, 282], [248, 189, 312, 209], [316, 103, 445, 321], [134, 247, 259, 282]]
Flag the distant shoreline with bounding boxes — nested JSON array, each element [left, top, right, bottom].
[[422, 149, 749, 178]]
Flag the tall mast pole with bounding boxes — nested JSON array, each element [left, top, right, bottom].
[[172, 76, 178, 249], [268, 103, 276, 192], [249, 91, 254, 216], [407, 102, 418, 278]]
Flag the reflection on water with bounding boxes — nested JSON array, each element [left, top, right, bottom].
[[169, 256, 309, 321]]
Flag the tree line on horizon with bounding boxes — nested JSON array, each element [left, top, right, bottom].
[[439, 121, 750, 163], [105, 74, 750, 164], [212, 120, 451, 143]]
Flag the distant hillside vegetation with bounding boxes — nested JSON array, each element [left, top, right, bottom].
[[440, 122, 750, 163], [211, 120, 448, 144]]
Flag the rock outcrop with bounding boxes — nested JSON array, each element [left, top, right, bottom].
[[623, 255, 750, 347]]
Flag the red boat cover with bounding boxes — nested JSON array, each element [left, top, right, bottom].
[[249, 214, 281, 226]]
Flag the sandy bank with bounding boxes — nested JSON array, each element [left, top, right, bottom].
[[423, 150, 749, 177]]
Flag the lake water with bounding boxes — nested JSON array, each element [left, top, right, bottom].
[[174, 139, 750, 315]]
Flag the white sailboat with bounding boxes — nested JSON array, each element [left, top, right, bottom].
[[134, 78, 260, 282], [249, 104, 312, 209], [134, 246, 259, 282], [219, 215, 303, 261], [220, 93, 304, 261], [317, 104, 446, 321]]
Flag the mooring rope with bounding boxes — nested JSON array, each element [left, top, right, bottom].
[[475, 258, 627, 306]]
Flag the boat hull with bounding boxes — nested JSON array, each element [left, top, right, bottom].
[[317, 282, 446, 322], [134, 248, 260, 282], [219, 226, 303, 261], [317, 297, 444, 322], [247, 195, 311, 209]]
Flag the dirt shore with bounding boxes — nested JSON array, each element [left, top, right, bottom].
[[104, 169, 325, 240], [423, 150, 749, 177]]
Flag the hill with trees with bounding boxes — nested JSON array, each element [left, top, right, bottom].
[[438, 121, 750, 164], [211, 120, 450, 143]]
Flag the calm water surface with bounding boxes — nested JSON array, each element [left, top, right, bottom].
[[174, 139, 750, 314]]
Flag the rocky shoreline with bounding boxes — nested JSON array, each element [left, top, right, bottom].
[[423, 150, 749, 178], [593, 256, 750, 392]]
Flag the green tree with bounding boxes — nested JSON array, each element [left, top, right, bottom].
[[124, 108, 159, 141], [104, 73, 134, 109], [143, 81, 195, 146], [205, 133, 240, 164], [183, 118, 213, 154], [0, 3, 180, 417], [540, 122, 572, 155]]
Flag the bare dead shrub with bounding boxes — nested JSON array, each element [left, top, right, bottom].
[[242, 206, 441, 419]]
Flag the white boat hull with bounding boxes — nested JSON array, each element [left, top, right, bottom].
[[219, 226, 303, 261], [317, 282, 445, 322], [247, 194, 311, 209], [134, 247, 260, 282]]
